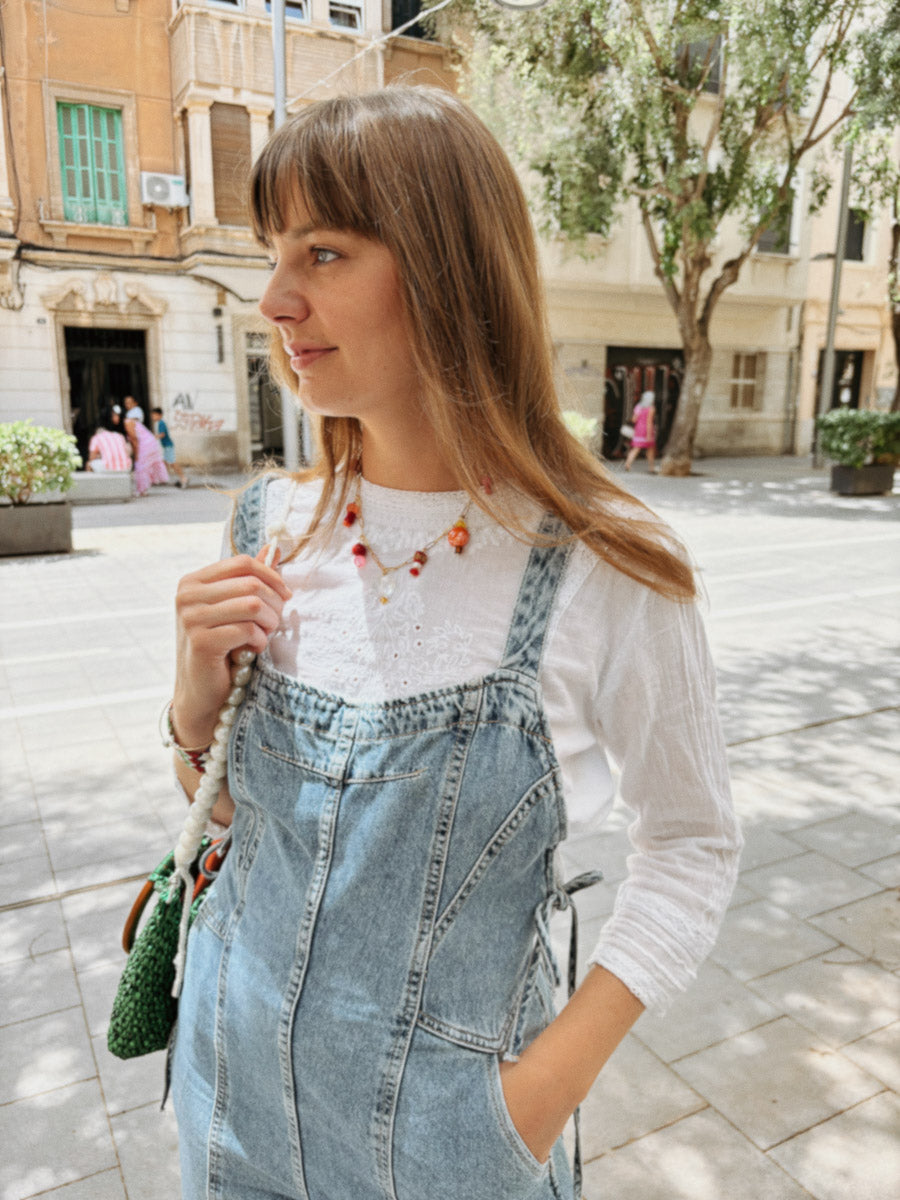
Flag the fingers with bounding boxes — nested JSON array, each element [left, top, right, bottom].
[[186, 553, 291, 601], [175, 553, 292, 686]]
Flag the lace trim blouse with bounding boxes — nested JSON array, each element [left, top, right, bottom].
[[234, 475, 741, 1013]]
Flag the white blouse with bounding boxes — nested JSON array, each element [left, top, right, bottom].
[[237, 476, 741, 1013]]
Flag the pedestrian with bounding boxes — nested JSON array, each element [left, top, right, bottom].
[[166, 86, 740, 1200], [122, 399, 168, 495], [151, 406, 187, 487], [624, 390, 657, 472], [87, 407, 132, 473], [122, 394, 145, 425]]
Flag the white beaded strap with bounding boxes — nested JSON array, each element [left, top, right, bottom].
[[169, 480, 297, 998]]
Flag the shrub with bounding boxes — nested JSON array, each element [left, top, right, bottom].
[[815, 408, 900, 470], [562, 410, 599, 446], [0, 420, 82, 505]]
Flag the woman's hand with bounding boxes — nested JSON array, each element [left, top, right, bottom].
[[498, 965, 645, 1164], [498, 1057, 572, 1165], [172, 548, 292, 748]]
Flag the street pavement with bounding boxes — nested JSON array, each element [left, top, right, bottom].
[[0, 457, 898, 1200]]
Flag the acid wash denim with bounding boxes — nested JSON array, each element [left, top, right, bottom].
[[172, 479, 586, 1200]]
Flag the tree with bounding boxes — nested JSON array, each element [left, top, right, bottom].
[[443, 0, 900, 472], [853, 0, 900, 412]]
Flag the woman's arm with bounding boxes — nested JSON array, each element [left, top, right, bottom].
[[499, 966, 644, 1161], [123, 418, 139, 459], [501, 578, 740, 1161], [173, 753, 236, 826]]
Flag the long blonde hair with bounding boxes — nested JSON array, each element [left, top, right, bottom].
[[249, 85, 695, 601]]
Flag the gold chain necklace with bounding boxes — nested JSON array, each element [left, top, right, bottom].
[[343, 472, 471, 605]]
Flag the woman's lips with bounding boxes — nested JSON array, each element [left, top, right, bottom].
[[289, 347, 335, 370]]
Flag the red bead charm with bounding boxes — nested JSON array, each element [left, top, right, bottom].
[[351, 541, 367, 568], [413, 550, 427, 565], [343, 501, 360, 527], [409, 566, 420, 577], [447, 519, 469, 554]]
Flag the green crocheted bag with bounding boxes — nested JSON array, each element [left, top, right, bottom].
[[107, 839, 215, 1060]]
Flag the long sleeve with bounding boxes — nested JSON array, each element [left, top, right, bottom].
[[584, 586, 742, 1012]]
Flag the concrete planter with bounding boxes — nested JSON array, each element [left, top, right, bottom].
[[830, 464, 896, 496], [70, 470, 134, 505], [0, 501, 73, 556]]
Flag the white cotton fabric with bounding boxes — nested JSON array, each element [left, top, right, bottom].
[[233, 476, 741, 1013]]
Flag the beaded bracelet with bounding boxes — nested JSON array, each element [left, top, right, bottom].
[[160, 699, 212, 773]]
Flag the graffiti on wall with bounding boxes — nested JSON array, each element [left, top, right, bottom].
[[169, 392, 225, 433]]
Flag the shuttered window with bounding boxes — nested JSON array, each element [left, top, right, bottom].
[[58, 102, 127, 226], [211, 103, 251, 226], [730, 353, 760, 410]]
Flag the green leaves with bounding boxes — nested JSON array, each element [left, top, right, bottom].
[[815, 408, 900, 468], [453, 1, 894, 267], [0, 421, 82, 506]]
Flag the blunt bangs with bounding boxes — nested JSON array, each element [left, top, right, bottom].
[[250, 99, 390, 247]]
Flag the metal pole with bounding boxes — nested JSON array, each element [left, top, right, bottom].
[[271, 0, 301, 469], [813, 143, 853, 467]]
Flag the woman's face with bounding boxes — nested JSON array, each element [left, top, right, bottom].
[[259, 194, 420, 432]]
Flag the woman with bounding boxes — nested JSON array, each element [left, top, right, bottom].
[[167, 87, 740, 1200], [624, 390, 657, 472], [87, 407, 131, 472], [123, 400, 168, 494]]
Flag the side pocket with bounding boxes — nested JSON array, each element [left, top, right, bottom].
[[487, 1053, 550, 1173]]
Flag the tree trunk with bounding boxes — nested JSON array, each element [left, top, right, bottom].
[[660, 335, 713, 475], [892, 304, 900, 413]]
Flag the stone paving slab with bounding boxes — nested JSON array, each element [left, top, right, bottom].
[[0, 458, 897, 1199], [671, 1015, 884, 1150], [582, 1107, 813, 1200], [768, 1091, 900, 1200]]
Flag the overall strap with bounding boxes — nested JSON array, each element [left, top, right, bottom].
[[500, 513, 573, 678], [231, 475, 271, 557]]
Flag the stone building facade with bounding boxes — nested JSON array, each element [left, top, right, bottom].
[[0, 0, 452, 469], [0, 2, 895, 466]]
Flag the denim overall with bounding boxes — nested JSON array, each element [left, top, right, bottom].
[[172, 481, 597, 1200]]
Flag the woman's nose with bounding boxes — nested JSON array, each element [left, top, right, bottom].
[[259, 267, 310, 327]]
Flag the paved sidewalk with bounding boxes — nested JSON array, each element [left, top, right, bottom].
[[0, 458, 898, 1199]]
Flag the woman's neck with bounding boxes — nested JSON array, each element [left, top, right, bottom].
[[359, 423, 461, 492]]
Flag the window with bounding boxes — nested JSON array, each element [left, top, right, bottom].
[[57, 102, 127, 225], [757, 194, 794, 255], [392, 0, 427, 38], [844, 210, 866, 262], [730, 353, 759, 410], [677, 34, 723, 93], [330, 1, 362, 30], [265, 0, 308, 18], [210, 103, 252, 226]]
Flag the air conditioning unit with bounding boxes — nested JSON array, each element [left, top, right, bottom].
[[140, 172, 189, 208]]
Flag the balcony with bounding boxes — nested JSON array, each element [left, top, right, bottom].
[[169, 2, 382, 109]]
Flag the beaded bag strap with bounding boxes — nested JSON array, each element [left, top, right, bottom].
[[169, 475, 297, 996]]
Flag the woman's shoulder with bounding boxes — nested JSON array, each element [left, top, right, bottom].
[[557, 510, 695, 629], [228, 472, 325, 554]]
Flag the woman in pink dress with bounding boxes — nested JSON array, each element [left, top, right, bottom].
[[122, 403, 169, 494], [624, 390, 657, 472]]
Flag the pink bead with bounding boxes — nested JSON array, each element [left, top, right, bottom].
[[353, 554, 367, 568]]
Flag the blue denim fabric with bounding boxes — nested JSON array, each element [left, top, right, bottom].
[[172, 480, 580, 1200]]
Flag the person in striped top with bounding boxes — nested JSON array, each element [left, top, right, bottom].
[[88, 407, 132, 473]]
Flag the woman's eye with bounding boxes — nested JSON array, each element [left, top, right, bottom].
[[313, 247, 340, 265]]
